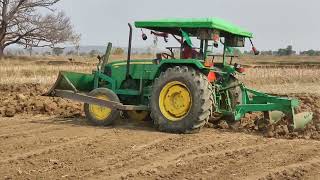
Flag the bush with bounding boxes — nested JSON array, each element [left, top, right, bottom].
[[89, 50, 100, 57], [113, 48, 124, 55]]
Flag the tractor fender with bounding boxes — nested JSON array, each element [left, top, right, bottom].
[[154, 59, 209, 78]]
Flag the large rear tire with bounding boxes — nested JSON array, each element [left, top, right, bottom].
[[84, 88, 120, 126], [150, 66, 213, 133]]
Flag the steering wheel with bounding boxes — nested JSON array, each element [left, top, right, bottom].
[[161, 53, 174, 59]]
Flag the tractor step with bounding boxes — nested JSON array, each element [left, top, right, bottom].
[[53, 90, 149, 111]]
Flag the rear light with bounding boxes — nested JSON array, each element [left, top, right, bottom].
[[234, 63, 245, 73], [252, 46, 260, 55], [207, 72, 216, 82], [204, 61, 214, 67]]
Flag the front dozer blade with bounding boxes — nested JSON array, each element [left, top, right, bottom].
[[45, 71, 95, 96], [44, 71, 149, 111], [293, 112, 313, 130]]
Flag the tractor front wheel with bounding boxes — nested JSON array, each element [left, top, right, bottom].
[[84, 88, 120, 126], [150, 66, 213, 133]]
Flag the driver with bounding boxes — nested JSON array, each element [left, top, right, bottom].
[[181, 40, 199, 59], [151, 31, 199, 59], [172, 34, 199, 59]]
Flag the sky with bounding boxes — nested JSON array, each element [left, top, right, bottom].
[[56, 0, 320, 51]]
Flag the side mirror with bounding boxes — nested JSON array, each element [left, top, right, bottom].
[[142, 33, 148, 41], [252, 47, 260, 55], [141, 29, 147, 40], [249, 39, 259, 55]]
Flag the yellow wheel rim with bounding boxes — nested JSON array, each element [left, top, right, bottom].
[[159, 81, 192, 121], [89, 95, 112, 121], [126, 111, 150, 121]]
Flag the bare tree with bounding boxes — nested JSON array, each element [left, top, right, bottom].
[[0, 0, 79, 57]]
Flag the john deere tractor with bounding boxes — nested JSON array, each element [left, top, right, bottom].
[[46, 18, 313, 133]]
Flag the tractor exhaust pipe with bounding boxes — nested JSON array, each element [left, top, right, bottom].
[[126, 23, 133, 79], [249, 38, 260, 56]]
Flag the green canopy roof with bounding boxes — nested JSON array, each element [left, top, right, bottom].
[[135, 17, 253, 38]]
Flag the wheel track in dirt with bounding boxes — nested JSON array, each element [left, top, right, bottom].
[[100, 137, 281, 179], [0, 125, 118, 164], [0, 136, 89, 163], [0, 117, 87, 139], [0, 116, 51, 128], [82, 132, 255, 179], [0, 125, 65, 139], [2, 131, 181, 178], [248, 156, 320, 180], [2, 116, 320, 179], [0, 117, 117, 163], [126, 139, 320, 180], [1, 125, 250, 179], [0, 118, 175, 179], [0, 125, 109, 158]]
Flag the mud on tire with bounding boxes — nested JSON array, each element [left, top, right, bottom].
[[150, 66, 213, 133]]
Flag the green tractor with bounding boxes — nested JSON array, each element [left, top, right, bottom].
[[46, 18, 313, 133]]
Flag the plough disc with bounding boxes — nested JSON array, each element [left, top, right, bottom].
[[293, 112, 313, 129], [269, 111, 313, 130]]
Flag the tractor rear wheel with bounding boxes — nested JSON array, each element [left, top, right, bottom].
[[84, 88, 120, 126], [150, 66, 213, 133]]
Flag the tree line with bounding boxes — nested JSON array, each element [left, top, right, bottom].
[[5, 47, 126, 57], [245, 45, 320, 56]]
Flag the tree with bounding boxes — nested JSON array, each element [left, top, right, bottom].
[[277, 45, 295, 56], [260, 50, 273, 56], [89, 49, 99, 57], [300, 49, 320, 56], [113, 47, 124, 55], [42, 51, 51, 56], [0, 0, 80, 58], [66, 50, 75, 56], [52, 47, 64, 56]]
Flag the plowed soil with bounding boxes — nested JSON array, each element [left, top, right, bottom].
[[1, 116, 320, 180], [1, 84, 320, 179]]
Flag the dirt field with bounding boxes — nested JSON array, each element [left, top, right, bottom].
[[1, 56, 320, 179], [1, 115, 320, 180]]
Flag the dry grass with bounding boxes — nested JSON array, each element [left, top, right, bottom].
[[0, 54, 152, 85], [0, 64, 95, 85], [239, 55, 320, 65], [239, 67, 320, 85], [1, 55, 320, 94], [238, 67, 320, 95]]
